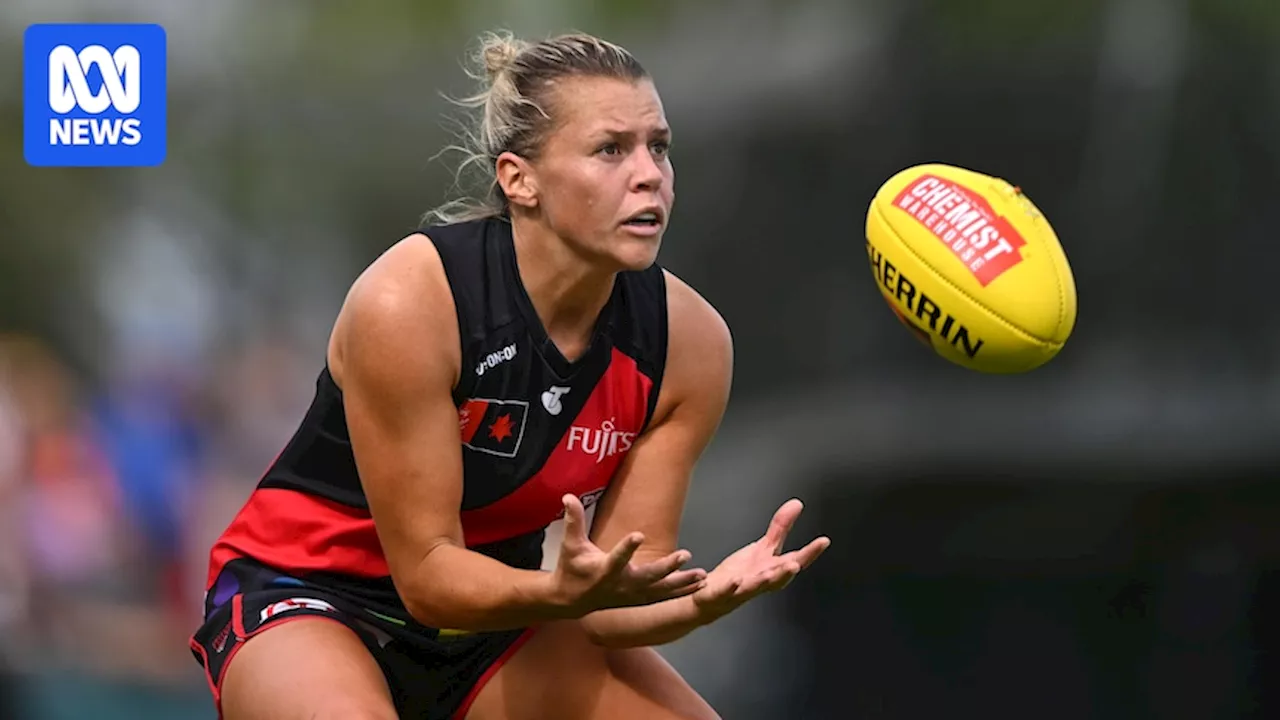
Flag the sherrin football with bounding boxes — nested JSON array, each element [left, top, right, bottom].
[[864, 163, 1077, 373]]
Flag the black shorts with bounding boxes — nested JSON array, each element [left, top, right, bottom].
[[189, 557, 535, 720]]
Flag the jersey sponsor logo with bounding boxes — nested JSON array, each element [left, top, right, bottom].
[[454, 349, 653, 548], [458, 398, 528, 458], [566, 417, 636, 465], [541, 385, 570, 415], [259, 597, 336, 624], [476, 343, 517, 377]]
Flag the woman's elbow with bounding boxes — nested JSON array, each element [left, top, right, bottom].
[[396, 588, 442, 628], [403, 599, 445, 629], [397, 576, 463, 629]]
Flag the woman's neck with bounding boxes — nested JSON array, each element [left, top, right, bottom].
[[510, 217, 616, 362]]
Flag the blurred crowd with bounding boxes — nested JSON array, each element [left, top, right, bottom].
[[0, 329, 315, 696]]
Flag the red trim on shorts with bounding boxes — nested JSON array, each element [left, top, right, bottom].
[[452, 626, 539, 720], [196, 593, 354, 720], [190, 636, 218, 707]]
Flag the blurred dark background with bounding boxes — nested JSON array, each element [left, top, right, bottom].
[[2, 1, 1278, 718]]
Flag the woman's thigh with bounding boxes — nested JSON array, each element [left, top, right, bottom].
[[219, 618, 398, 720], [464, 620, 721, 720]]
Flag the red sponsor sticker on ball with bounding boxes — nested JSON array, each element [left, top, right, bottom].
[[892, 174, 1026, 286]]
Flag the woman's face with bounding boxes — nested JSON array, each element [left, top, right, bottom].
[[516, 75, 676, 271]]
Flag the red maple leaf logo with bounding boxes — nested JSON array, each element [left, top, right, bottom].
[[488, 414, 514, 443]]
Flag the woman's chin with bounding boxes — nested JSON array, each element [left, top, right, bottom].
[[608, 229, 664, 271]]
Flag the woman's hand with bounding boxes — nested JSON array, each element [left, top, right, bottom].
[[692, 499, 830, 622], [550, 494, 708, 616]]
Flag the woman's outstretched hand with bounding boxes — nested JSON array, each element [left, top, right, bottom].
[[692, 498, 830, 622], [550, 494, 708, 616]]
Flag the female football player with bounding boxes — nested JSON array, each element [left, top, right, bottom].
[[190, 30, 829, 720]]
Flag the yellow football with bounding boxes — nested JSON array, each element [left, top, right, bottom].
[[865, 163, 1077, 373]]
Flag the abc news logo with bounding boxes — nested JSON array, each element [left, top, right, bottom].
[[24, 23, 167, 167], [48, 44, 143, 147]]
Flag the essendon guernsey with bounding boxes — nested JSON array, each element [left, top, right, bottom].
[[202, 216, 668, 626]]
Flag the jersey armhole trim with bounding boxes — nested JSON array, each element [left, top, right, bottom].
[[421, 231, 477, 407]]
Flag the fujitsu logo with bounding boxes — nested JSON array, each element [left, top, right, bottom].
[[566, 418, 636, 464]]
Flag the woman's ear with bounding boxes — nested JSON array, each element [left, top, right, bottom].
[[495, 151, 539, 210]]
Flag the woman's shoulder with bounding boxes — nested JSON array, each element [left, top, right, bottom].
[[326, 233, 461, 391]]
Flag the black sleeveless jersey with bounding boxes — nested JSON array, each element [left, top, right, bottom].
[[204, 216, 669, 625]]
